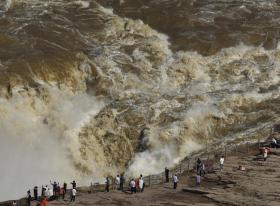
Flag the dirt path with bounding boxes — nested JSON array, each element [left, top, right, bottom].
[[47, 183, 216, 206]]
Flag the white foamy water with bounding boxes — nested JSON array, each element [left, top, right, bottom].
[[0, 84, 104, 201]]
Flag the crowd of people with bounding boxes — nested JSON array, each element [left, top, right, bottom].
[[104, 174, 145, 193], [19, 170, 183, 206], [23, 180, 77, 206], [19, 158, 228, 206]]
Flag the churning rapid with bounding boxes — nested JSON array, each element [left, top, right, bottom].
[[1, 0, 280, 201]]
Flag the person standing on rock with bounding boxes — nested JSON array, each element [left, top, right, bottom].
[[165, 167, 169, 182], [220, 156, 225, 171], [130, 179, 136, 194], [173, 174, 178, 189], [70, 188, 76, 202], [105, 177, 110, 192], [263, 148, 268, 161], [71, 180, 76, 189], [50, 181, 58, 199], [120, 174, 125, 191], [26, 190, 32, 206], [115, 175, 120, 190], [48, 187, 53, 200], [139, 174, 144, 192], [44, 185, 48, 197], [196, 158, 202, 175], [63, 182, 67, 199], [34, 186, 38, 201], [41, 185, 46, 197]]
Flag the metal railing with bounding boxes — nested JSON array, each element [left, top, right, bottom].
[[88, 142, 263, 193]]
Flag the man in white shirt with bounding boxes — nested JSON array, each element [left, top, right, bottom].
[[173, 174, 178, 189], [48, 188, 53, 199], [71, 188, 77, 202], [44, 186, 48, 197], [115, 175, 120, 190], [220, 156, 225, 171]]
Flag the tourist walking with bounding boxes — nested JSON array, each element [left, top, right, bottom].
[[165, 167, 169, 182], [173, 174, 178, 189], [220, 156, 225, 171]]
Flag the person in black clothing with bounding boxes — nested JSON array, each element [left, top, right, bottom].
[[71, 180, 76, 189], [105, 177, 110, 192], [50, 181, 58, 199], [26, 190, 31, 206], [196, 158, 202, 175], [271, 137, 280, 148], [41, 185, 44, 197], [120, 174, 125, 191], [33, 186, 38, 201], [165, 167, 169, 182]]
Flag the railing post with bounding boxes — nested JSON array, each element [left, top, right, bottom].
[[224, 146, 227, 158], [149, 176, 151, 188]]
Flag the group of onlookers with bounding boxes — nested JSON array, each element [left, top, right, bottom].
[[16, 155, 230, 206], [105, 174, 145, 193], [24, 180, 77, 206]]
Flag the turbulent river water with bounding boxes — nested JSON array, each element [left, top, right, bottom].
[[1, 0, 280, 201]]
